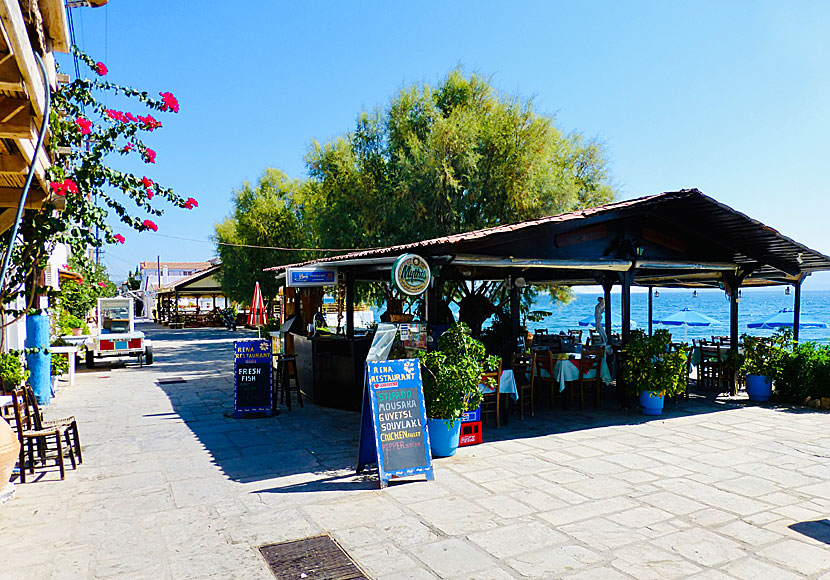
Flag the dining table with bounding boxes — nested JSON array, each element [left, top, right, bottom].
[[552, 350, 613, 393], [477, 370, 520, 425]]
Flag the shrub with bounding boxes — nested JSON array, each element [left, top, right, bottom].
[[0, 353, 29, 392], [418, 322, 500, 424], [775, 341, 830, 403], [620, 329, 687, 398]]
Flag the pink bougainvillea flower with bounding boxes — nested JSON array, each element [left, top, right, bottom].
[[114, 234, 125, 244], [125, 112, 138, 123], [95, 62, 108, 76], [143, 219, 158, 232], [159, 92, 179, 113], [61, 263, 69, 269], [76, 278, 83, 285], [75, 116, 92, 135], [184, 197, 198, 209], [49, 178, 78, 196], [97, 282, 107, 287], [138, 115, 161, 131], [105, 109, 128, 123], [141, 176, 155, 199], [143, 148, 156, 164], [121, 143, 134, 153]]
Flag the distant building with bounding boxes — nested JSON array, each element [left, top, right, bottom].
[[138, 260, 217, 318]]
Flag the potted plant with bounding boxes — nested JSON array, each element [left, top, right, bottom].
[[418, 322, 499, 457], [0, 352, 29, 393], [620, 329, 688, 415], [741, 331, 788, 402]]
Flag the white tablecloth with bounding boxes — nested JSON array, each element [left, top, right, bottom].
[[553, 356, 613, 393]]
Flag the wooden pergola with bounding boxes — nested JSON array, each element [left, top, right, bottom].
[[0, 0, 71, 233], [155, 264, 228, 327], [266, 189, 830, 394]]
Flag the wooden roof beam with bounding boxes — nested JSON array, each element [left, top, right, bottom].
[[0, 0, 47, 116], [0, 51, 22, 91], [0, 153, 27, 173], [0, 96, 32, 139], [37, 0, 71, 54], [0, 185, 65, 209]]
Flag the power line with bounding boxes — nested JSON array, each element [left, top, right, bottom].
[[108, 225, 382, 253]]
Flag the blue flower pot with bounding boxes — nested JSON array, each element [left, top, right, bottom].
[[746, 375, 772, 402], [427, 418, 461, 457], [639, 391, 664, 416]]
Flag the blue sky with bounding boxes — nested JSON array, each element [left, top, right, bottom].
[[60, 1, 830, 288]]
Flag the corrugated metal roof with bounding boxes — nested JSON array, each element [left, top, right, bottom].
[[140, 261, 213, 270]]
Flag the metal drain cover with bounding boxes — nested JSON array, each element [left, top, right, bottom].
[[157, 377, 186, 384], [259, 534, 368, 579]]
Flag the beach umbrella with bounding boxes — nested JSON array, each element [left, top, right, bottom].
[[578, 313, 638, 329], [247, 281, 268, 330], [654, 307, 720, 341], [654, 308, 721, 327], [747, 309, 827, 329]]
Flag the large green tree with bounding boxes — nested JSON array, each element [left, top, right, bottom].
[[305, 69, 616, 249], [215, 169, 310, 311], [216, 70, 618, 326]]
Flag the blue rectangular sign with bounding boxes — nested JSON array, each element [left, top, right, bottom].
[[286, 267, 337, 287], [234, 339, 272, 417], [357, 358, 433, 488]]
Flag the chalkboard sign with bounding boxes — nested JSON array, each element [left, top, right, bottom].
[[356, 358, 433, 488], [234, 339, 272, 417]]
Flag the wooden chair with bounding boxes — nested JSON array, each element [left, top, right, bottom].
[[24, 385, 82, 464], [531, 350, 559, 409], [568, 329, 583, 343], [10, 389, 75, 483], [575, 346, 604, 410], [479, 361, 503, 428], [511, 352, 534, 419]]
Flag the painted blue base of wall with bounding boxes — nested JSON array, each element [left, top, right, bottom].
[[25, 313, 51, 405]]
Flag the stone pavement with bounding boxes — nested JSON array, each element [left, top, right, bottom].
[[3, 324, 830, 579]]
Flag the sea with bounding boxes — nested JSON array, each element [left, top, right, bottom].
[[525, 288, 830, 344]]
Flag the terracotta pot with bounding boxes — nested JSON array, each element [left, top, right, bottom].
[[0, 418, 19, 486], [71, 327, 83, 336]]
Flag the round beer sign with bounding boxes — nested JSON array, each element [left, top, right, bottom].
[[391, 254, 431, 296]]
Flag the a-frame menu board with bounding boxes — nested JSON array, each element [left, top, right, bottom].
[[356, 358, 433, 488]]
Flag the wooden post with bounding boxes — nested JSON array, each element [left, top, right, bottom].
[[602, 279, 613, 341], [345, 273, 355, 338], [648, 286, 653, 336], [510, 279, 520, 355], [620, 270, 633, 345], [793, 278, 803, 343], [723, 272, 744, 396]]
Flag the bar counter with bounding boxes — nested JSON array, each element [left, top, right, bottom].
[[292, 332, 373, 411]]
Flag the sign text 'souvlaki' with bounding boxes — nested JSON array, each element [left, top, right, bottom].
[[357, 358, 433, 488], [391, 254, 431, 296]]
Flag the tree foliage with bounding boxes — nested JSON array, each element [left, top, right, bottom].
[[214, 169, 310, 308], [305, 69, 616, 249], [217, 70, 618, 317]]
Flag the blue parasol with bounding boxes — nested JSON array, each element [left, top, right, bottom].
[[747, 309, 827, 329], [578, 313, 637, 329], [654, 308, 721, 327]]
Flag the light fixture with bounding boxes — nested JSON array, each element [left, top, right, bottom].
[[515, 277, 527, 288], [654, 290, 659, 298], [785, 286, 791, 295], [460, 269, 472, 277], [797, 253, 804, 265], [692, 290, 698, 298]]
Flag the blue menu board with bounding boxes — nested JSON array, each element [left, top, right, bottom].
[[234, 339, 272, 417], [357, 358, 433, 488]]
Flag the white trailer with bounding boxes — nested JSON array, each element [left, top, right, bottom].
[[85, 297, 153, 368]]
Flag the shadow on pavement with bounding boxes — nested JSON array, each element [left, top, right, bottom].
[[136, 323, 768, 488], [790, 520, 830, 545]]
